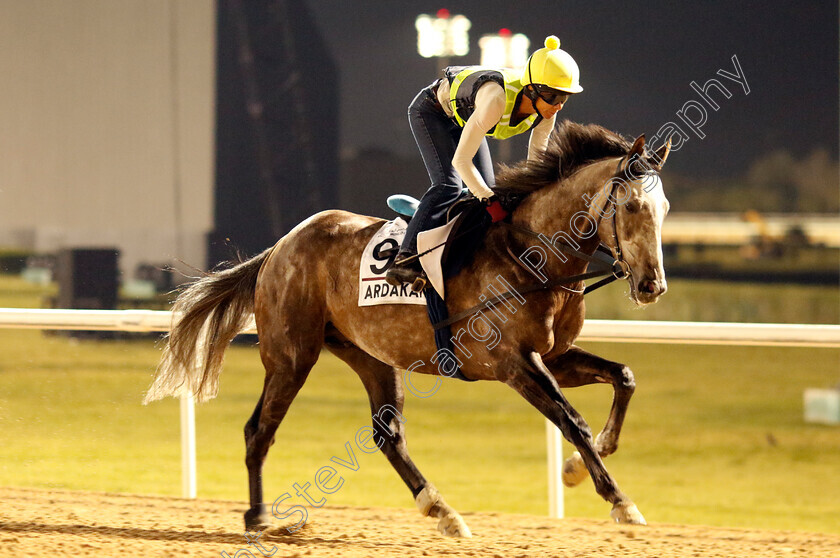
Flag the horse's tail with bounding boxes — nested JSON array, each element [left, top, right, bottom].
[[143, 247, 273, 404]]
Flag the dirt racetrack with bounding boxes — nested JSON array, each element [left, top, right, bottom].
[[1, 487, 839, 557]]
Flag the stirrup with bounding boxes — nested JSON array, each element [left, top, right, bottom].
[[384, 265, 426, 289], [410, 275, 427, 293]]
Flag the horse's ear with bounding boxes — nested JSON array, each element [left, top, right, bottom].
[[649, 137, 672, 171], [628, 134, 645, 158]]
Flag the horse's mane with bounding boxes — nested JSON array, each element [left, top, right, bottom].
[[494, 120, 632, 198]]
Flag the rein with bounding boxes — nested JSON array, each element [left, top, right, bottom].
[[499, 221, 625, 282], [432, 159, 632, 332]]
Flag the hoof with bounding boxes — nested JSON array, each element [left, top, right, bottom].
[[562, 451, 588, 487], [244, 504, 274, 531], [437, 512, 472, 538], [610, 502, 646, 525], [416, 484, 471, 538]]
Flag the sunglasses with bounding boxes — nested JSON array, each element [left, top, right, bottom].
[[533, 85, 570, 106]]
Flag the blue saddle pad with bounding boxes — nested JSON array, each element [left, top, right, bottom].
[[386, 194, 420, 217]]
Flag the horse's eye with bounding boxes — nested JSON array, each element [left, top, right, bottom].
[[625, 201, 640, 214]]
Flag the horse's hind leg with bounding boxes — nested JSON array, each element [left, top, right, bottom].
[[544, 346, 635, 488], [325, 341, 471, 537], [243, 336, 321, 530]]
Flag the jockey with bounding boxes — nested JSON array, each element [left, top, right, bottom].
[[385, 35, 584, 287]]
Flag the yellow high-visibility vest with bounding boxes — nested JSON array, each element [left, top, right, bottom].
[[446, 66, 541, 140]]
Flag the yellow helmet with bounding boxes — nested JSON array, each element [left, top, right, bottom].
[[521, 35, 583, 94]]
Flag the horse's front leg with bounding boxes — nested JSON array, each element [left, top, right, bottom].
[[544, 346, 635, 488], [498, 350, 645, 525]]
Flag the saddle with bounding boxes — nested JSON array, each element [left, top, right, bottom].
[[386, 192, 491, 298]]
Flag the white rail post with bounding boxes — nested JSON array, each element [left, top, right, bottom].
[[546, 419, 564, 518], [180, 392, 197, 498]]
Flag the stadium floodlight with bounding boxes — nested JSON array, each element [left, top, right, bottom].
[[415, 9, 471, 59], [479, 28, 530, 69]]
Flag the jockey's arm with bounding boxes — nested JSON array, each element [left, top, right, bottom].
[[451, 82, 506, 201], [528, 113, 557, 161]]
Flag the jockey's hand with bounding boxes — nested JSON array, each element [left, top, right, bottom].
[[484, 195, 509, 223]]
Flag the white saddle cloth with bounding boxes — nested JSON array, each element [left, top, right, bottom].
[[358, 218, 427, 306], [357, 216, 459, 306]]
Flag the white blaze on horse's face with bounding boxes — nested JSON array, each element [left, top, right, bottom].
[[616, 170, 670, 306]]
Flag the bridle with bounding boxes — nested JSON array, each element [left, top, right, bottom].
[[593, 158, 635, 288], [432, 158, 639, 331], [512, 156, 636, 292]]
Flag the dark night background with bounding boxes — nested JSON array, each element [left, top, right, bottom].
[[308, 1, 837, 176], [212, 1, 838, 260]]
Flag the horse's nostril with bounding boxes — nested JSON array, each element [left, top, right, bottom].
[[640, 280, 656, 294]]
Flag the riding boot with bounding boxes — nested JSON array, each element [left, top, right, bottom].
[[384, 251, 426, 288]]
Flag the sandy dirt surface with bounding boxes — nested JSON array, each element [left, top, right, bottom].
[[1, 487, 839, 557]]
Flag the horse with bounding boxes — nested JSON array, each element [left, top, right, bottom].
[[144, 120, 671, 537]]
